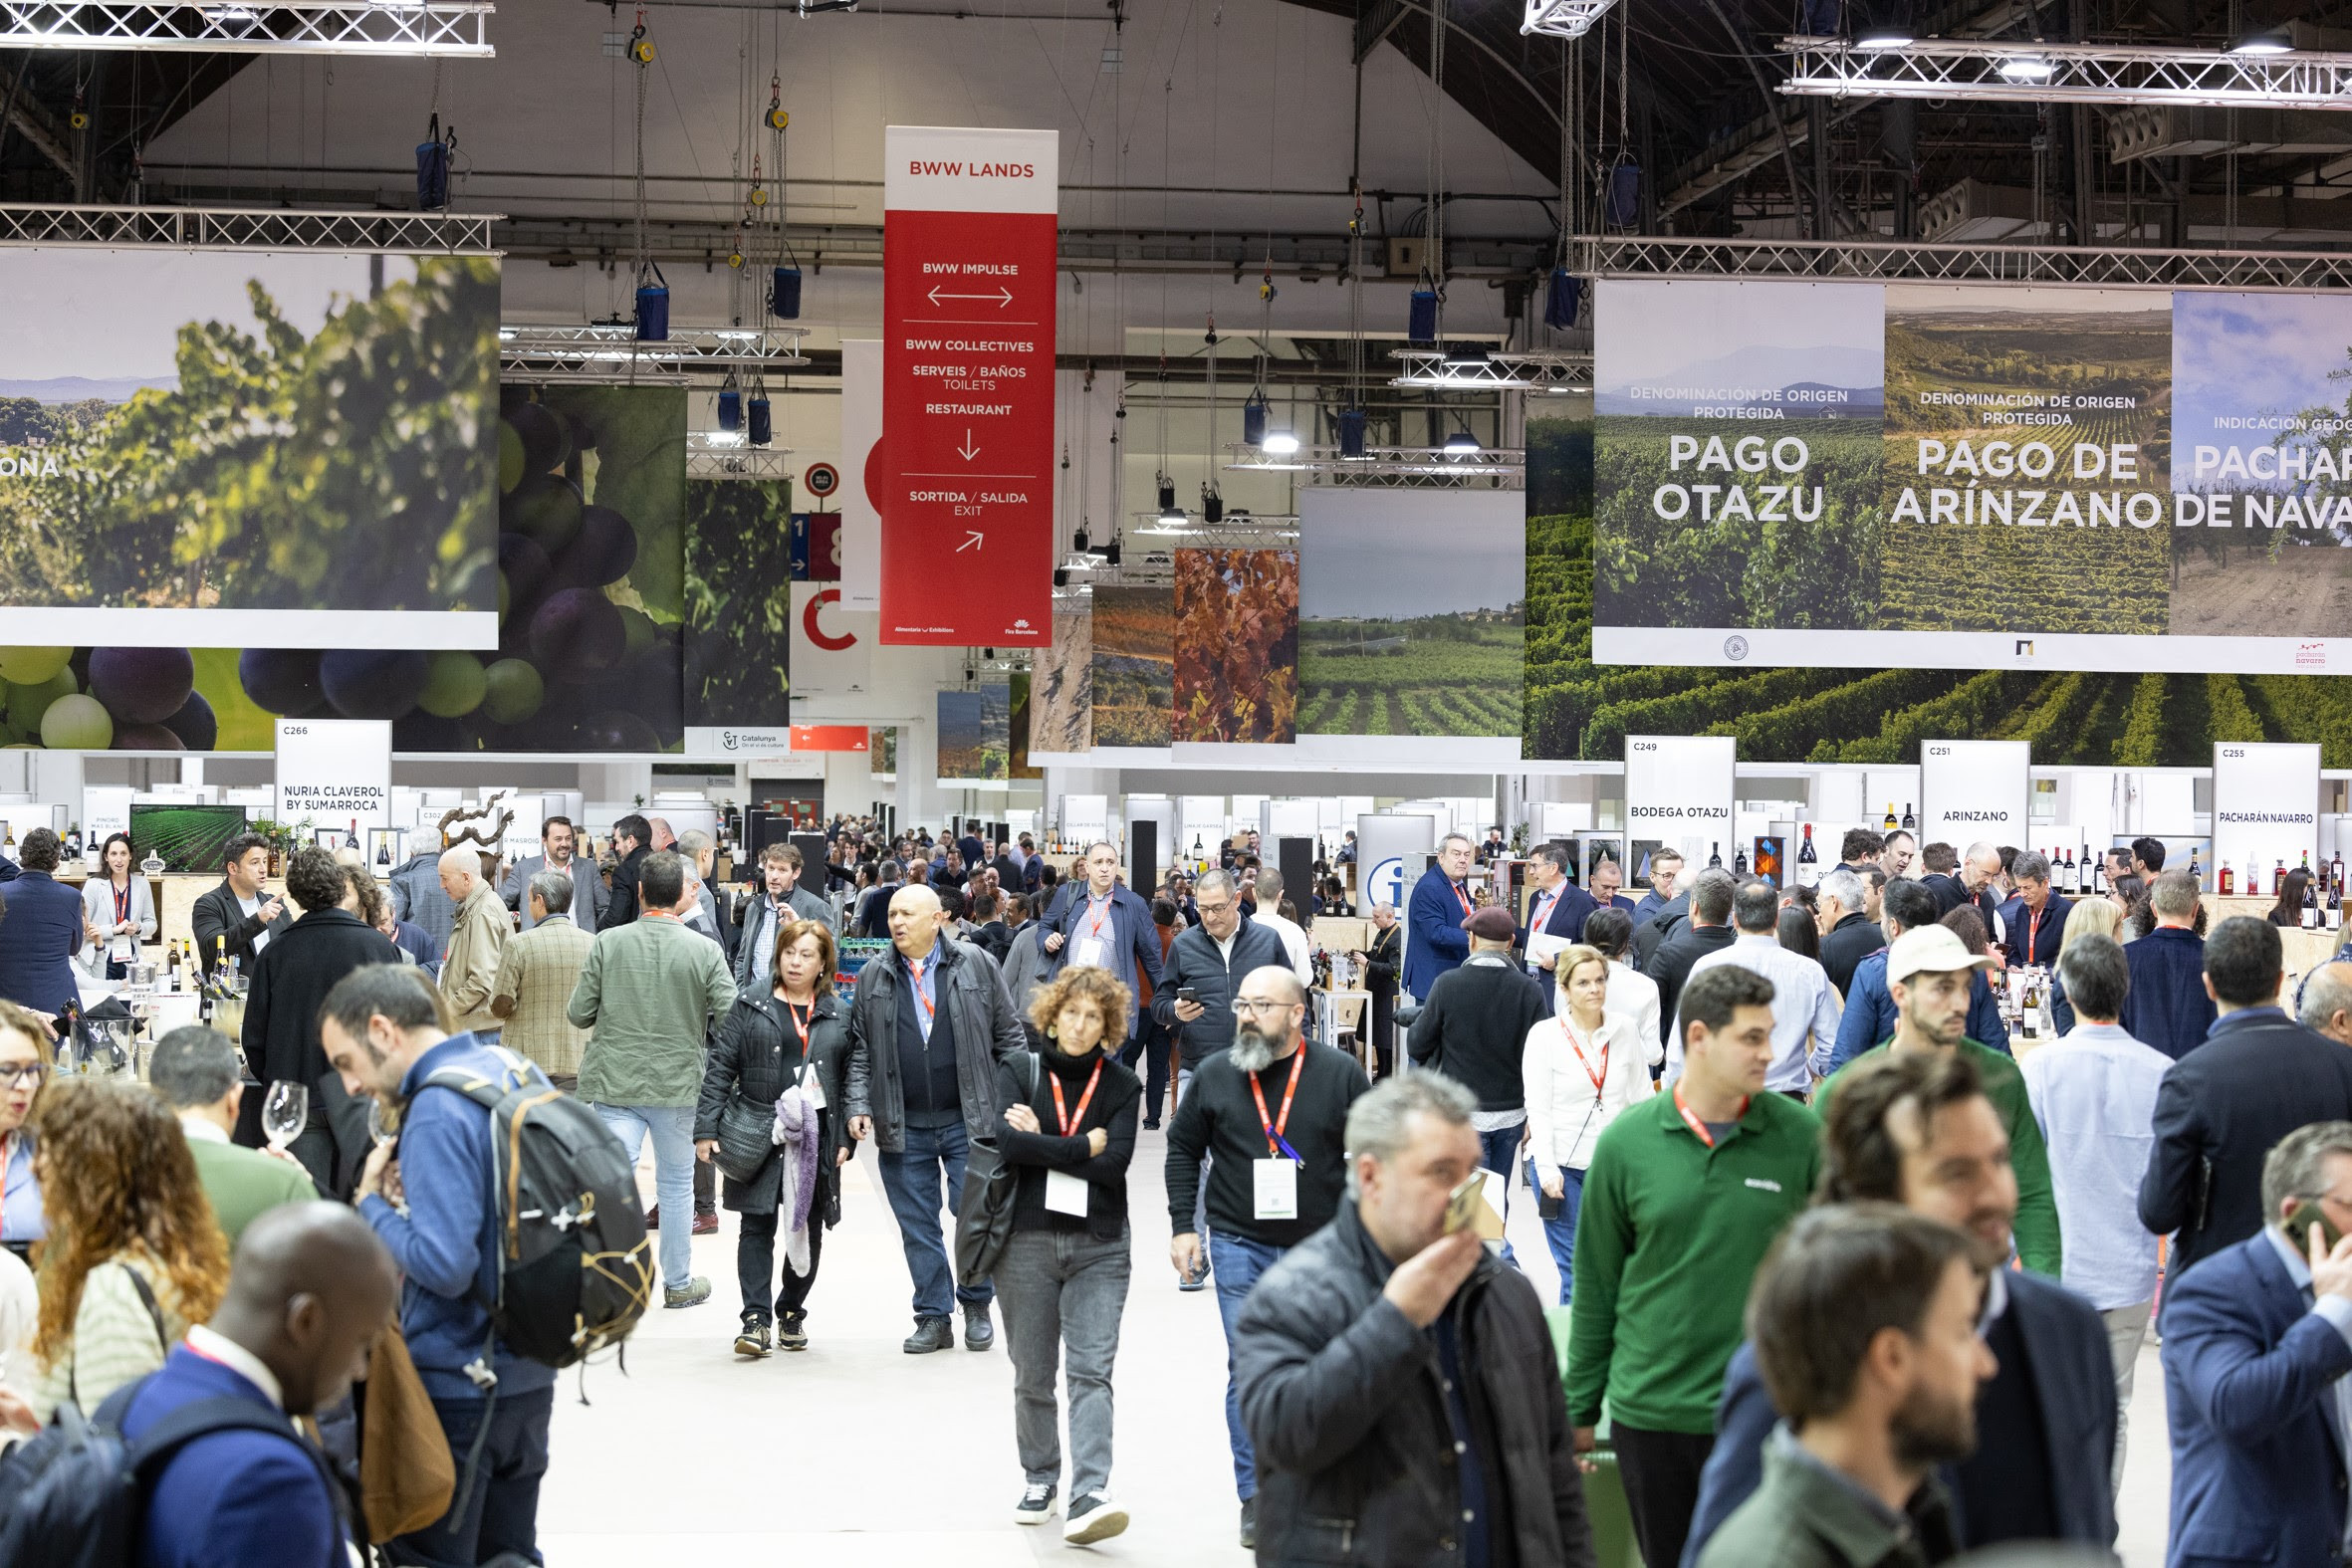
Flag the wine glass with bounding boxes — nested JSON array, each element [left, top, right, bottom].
[[366, 1095, 398, 1148], [262, 1080, 308, 1153]]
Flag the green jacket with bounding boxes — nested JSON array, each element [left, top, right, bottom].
[[1697, 1428, 1958, 1568], [1815, 1038, 2062, 1281], [184, 1125, 319, 1245], [569, 916, 738, 1107], [1565, 1088, 1819, 1434]]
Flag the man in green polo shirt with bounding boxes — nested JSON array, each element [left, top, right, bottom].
[[1816, 924, 2061, 1281], [1568, 963, 1820, 1568]]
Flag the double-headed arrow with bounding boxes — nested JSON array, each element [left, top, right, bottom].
[[927, 284, 1015, 308]]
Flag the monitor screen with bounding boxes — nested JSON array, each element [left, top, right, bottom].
[[128, 803, 251, 875]]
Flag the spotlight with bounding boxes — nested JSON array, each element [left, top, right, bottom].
[[2232, 23, 2294, 53], [1072, 525, 1092, 555], [1102, 539, 1122, 565], [1262, 429, 1301, 456], [1441, 341, 1491, 369], [1444, 428, 1483, 455], [1854, 0, 1912, 48]]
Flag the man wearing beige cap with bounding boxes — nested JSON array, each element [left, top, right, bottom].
[[1405, 905, 1548, 1253], [1819, 923, 2062, 1279]]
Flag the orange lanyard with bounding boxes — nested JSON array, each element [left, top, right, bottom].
[[1452, 880, 1475, 917], [1673, 1080, 1747, 1148], [1085, 894, 1112, 940], [1531, 887, 1556, 935], [784, 1001, 812, 1052], [1562, 1016, 1608, 1100], [904, 955, 936, 1021], [1249, 1047, 1307, 1159], [1050, 1058, 1105, 1136], [2025, 902, 2044, 961]]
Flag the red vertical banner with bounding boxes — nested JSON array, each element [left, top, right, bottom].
[[881, 124, 1058, 646]]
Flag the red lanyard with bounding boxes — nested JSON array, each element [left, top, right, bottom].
[[904, 954, 936, 1021], [1085, 894, 1112, 939], [1050, 1057, 1105, 1136], [1452, 880, 1475, 917], [113, 881, 130, 925], [2025, 902, 2044, 961], [1532, 888, 1556, 934], [784, 1001, 812, 1051], [1249, 1046, 1307, 1158], [1673, 1080, 1748, 1148], [1561, 1016, 1608, 1100]]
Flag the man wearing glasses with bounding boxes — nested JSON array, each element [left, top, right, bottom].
[[1164, 966, 1370, 1551]]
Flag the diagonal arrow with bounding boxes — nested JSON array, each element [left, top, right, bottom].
[[926, 285, 1016, 308], [956, 531, 985, 553], [957, 429, 981, 462]]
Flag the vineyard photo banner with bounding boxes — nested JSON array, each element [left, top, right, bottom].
[[1592, 279, 2352, 676]]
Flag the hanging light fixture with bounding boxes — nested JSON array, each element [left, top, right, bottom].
[[1338, 408, 1368, 458], [1261, 428, 1301, 456], [1242, 390, 1270, 447], [1444, 424, 1483, 455], [2232, 22, 2294, 53]]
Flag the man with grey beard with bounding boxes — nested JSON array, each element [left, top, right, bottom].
[[1166, 965, 1370, 1550]]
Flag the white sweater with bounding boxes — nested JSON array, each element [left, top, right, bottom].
[[1521, 1010, 1659, 1171]]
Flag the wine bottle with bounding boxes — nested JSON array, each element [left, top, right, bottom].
[[2020, 973, 2039, 1043], [1796, 824, 1819, 889], [164, 941, 180, 992], [2221, 860, 2235, 896], [2085, 843, 2101, 895], [1708, 842, 1723, 869], [2189, 849, 2202, 885], [1883, 802, 1898, 832], [2275, 859, 2288, 897], [345, 817, 359, 850], [375, 837, 391, 869], [2060, 848, 2076, 894], [1734, 845, 1750, 876], [2305, 872, 2321, 929], [2334, 847, 2347, 901], [1901, 801, 1917, 830], [2331, 874, 2344, 932]]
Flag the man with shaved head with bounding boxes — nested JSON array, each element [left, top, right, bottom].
[[844, 879, 1032, 1354], [119, 1202, 398, 1568], [436, 844, 508, 1044], [1165, 962, 1370, 1549]]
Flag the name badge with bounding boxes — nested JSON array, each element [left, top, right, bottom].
[[1072, 936, 1107, 969], [109, 934, 134, 961], [1046, 1169, 1090, 1217], [798, 1067, 826, 1112], [1253, 1157, 1299, 1222]]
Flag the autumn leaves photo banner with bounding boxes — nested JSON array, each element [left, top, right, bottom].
[[1591, 279, 2352, 676], [0, 250, 501, 649]]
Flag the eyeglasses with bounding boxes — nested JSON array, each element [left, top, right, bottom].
[[1231, 999, 1295, 1018], [0, 1063, 48, 1089]]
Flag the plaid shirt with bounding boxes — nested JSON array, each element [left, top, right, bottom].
[[491, 914, 596, 1079]]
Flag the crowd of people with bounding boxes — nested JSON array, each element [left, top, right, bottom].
[[0, 809, 2347, 1566]]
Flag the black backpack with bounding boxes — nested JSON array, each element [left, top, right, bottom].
[[419, 1047, 653, 1369], [0, 1378, 338, 1568]]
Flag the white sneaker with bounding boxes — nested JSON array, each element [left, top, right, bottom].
[[1063, 1491, 1130, 1546], [1014, 1481, 1058, 1525]]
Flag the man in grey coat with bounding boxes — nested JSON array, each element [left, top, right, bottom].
[[502, 814, 608, 932], [735, 842, 833, 990], [843, 884, 1030, 1355]]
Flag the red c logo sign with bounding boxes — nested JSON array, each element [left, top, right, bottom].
[[803, 587, 856, 651]]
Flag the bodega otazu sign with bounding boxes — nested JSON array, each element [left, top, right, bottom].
[[2211, 741, 2321, 895], [1625, 735, 1736, 873], [275, 718, 391, 836], [1920, 740, 2030, 853]]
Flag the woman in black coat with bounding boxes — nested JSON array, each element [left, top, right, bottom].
[[694, 916, 853, 1357]]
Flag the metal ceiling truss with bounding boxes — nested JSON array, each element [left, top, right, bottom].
[[0, 203, 497, 252], [1778, 36, 2352, 110], [1222, 442, 1525, 487], [0, 0, 493, 54], [1578, 232, 2352, 291], [498, 325, 811, 385], [687, 439, 797, 480], [1389, 347, 1591, 391], [1520, 0, 1616, 41]]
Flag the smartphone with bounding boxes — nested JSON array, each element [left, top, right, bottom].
[[1443, 1172, 1485, 1235], [1177, 986, 1199, 1005], [2294, 1199, 2347, 1252]]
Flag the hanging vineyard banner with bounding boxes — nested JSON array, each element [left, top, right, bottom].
[[879, 125, 1058, 647], [1590, 279, 2352, 676]]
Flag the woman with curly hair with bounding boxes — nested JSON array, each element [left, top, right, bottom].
[[25, 1076, 228, 1420], [997, 965, 1143, 1546]]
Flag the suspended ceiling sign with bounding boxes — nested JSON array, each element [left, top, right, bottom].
[[879, 124, 1057, 648]]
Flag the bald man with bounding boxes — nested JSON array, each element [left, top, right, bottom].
[[118, 1203, 398, 1568], [2299, 961, 2352, 1047], [843, 882, 1031, 1354], [437, 845, 508, 1042]]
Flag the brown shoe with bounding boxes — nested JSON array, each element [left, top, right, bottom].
[[644, 1206, 658, 1230], [692, 1212, 720, 1235]]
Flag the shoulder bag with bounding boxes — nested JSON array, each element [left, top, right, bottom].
[[953, 1052, 1040, 1288]]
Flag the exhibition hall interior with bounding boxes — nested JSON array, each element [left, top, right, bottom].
[[11, 0, 2352, 1562]]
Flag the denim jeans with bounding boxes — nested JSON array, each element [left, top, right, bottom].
[[995, 1225, 1132, 1497], [1477, 1121, 1524, 1264], [591, 1102, 697, 1291], [1529, 1160, 1587, 1306], [386, 1385, 554, 1568], [737, 1210, 823, 1323], [877, 1117, 994, 1320], [1209, 1231, 1286, 1500]]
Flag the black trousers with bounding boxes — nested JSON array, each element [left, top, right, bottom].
[[737, 1210, 823, 1321], [1611, 1423, 1716, 1568], [1120, 1021, 1173, 1124], [695, 1153, 716, 1214]]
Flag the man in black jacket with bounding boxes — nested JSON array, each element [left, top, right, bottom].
[[842, 883, 1029, 1354], [1153, 871, 1290, 1079], [1353, 903, 1402, 1078], [1816, 867, 1885, 997], [239, 847, 401, 1193], [1407, 906, 1545, 1252], [1236, 1071, 1596, 1568], [2140, 915, 2352, 1276], [598, 814, 651, 931], [190, 831, 293, 978], [1166, 964, 1370, 1550], [1646, 870, 1738, 1047]]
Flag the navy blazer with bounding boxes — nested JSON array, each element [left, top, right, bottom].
[[120, 1347, 347, 1568], [2161, 1231, 2352, 1568], [2119, 925, 2218, 1061], [1997, 891, 2072, 968], [1402, 864, 1474, 1000], [1044, 883, 1165, 1035], [0, 868, 84, 1013], [1681, 1270, 2117, 1568], [2141, 1008, 2352, 1276]]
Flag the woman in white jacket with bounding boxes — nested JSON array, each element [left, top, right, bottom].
[[77, 833, 155, 981], [1521, 943, 1659, 1306]]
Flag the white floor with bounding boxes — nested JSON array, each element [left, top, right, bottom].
[[540, 1122, 2178, 1566]]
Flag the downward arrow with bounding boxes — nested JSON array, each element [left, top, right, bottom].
[[956, 531, 985, 553], [957, 429, 982, 461], [926, 285, 1017, 308]]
